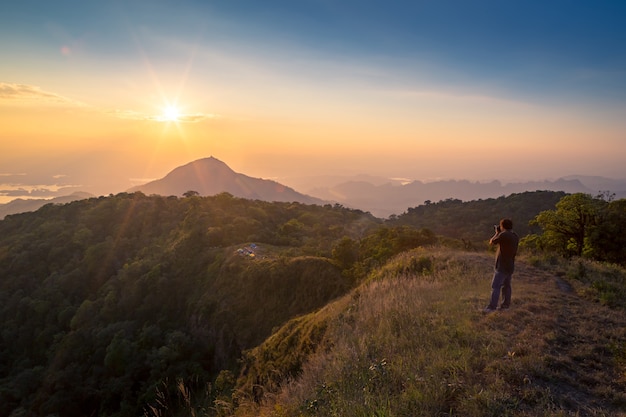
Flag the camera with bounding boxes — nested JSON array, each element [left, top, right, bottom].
[[493, 224, 501, 233]]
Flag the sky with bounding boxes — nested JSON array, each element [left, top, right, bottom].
[[1, 0, 626, 202]]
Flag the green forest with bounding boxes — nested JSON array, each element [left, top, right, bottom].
[[1, 190, 625, 416]]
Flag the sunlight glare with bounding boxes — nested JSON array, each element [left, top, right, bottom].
[[161, 104, 181, 122]]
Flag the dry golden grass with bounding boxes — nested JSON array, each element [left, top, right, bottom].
[[237, 248, 626, 417]]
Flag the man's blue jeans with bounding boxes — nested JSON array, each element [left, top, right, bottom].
[[488, 270, 512, 309]]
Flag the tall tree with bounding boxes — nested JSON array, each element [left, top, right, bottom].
[[531, 193, 604, 257]]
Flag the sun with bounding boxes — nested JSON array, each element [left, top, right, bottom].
[[161, 104, 181, 122]]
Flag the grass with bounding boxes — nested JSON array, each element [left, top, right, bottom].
[[233, 248, 626, 417]]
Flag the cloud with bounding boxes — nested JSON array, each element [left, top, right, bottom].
[[0, 184, 83, 198], [0, 82, 85, 106], [0, 188, 54, 197], [152, 113, 220, 123], [0, 173, 27, 177], [0, 172, 83, 200], [108, 109, 220, 123], [105, 109, 148, 120], [2, 82, 219, 122]]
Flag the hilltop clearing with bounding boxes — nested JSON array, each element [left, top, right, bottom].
[[230, 249, 626, 417]]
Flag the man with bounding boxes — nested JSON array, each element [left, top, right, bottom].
[[484, 218, 519, 313]]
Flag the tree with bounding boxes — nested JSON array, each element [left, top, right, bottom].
[[332, 237, 359, 270], [587, 199, 626, 264], [531, 193, 604, 257]]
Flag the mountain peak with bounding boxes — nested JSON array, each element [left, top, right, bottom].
[[174, 156, 236, 176], [129, 157, 323, 205]]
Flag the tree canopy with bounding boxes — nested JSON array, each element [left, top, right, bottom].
[[0, 192, 383, 416], [526, 193, 626, 264], [388, 191, 566, 247]]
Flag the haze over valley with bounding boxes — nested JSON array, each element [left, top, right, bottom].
[[2, 156, 626, 219]]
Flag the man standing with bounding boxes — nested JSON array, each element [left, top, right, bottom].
[[484, 218, 519, 313]]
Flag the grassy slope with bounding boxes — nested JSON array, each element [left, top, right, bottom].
[[233, 248, 626, 417]]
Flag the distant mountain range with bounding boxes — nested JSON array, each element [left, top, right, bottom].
[[302, 176, 626, 217], [0, 192, 93, 219], [127, 156, 325, 205], [2, 157, 625, 219]]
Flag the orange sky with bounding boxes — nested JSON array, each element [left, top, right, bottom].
[[2, 1, 626, 203]]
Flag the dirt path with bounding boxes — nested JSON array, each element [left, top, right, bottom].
[[491, 260, 626, 415]]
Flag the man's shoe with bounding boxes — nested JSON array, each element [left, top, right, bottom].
[[499, 306, 510, 310], [483, 307, 496, 314]]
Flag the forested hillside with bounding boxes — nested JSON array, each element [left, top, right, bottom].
[[0, 192, 382, 416], [387, 190, 567, 246], [1, 190, 623, 416]]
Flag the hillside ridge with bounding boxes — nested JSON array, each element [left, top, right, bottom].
[[233, 249, 626, 416]]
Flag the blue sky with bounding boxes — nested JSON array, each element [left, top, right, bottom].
[[1, 0, 625, 200], [4, 0, 625, 102]]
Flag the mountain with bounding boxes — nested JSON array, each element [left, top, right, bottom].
[[3, 157, 622, 220], [128, 156, 325, 205], [563, 175, 626, 196], [279, 174, 407, 192], [305, 177, 621, 217], [0, 191, 93, 219]]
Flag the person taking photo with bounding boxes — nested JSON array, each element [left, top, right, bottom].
[[484, 218, 519, 313]]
